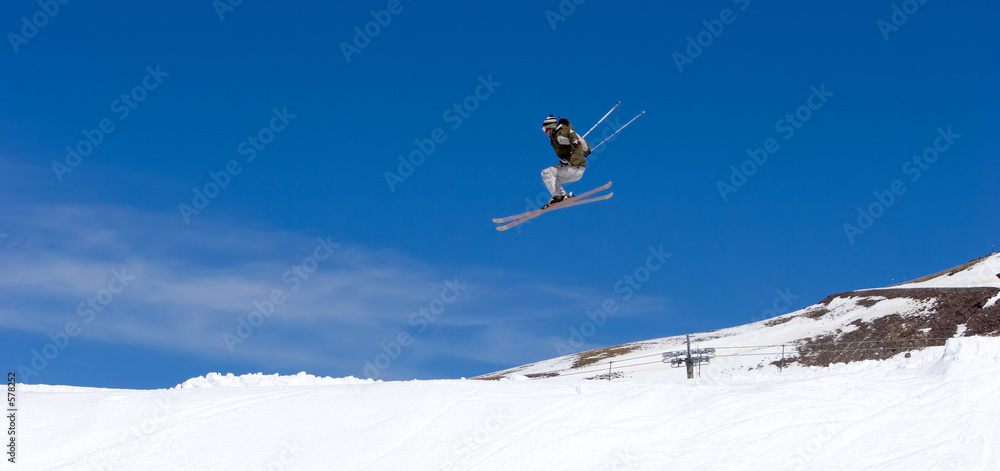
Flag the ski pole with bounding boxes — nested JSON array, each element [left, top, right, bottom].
[[581, 101, 621, 139], [590, 110, 645, 152]]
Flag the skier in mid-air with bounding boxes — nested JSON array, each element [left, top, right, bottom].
[[540, 115, 590, 208], [493, 104, 641, 231]]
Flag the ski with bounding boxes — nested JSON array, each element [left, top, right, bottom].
[[495, 192, 613, 231], [493, 181, 613, 224]]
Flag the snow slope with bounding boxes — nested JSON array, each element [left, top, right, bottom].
[[891, 252, 1000, 289], [480, 253, 1000, 381], [17, 253, 1000, 470], [18, 337, 1000, 470]]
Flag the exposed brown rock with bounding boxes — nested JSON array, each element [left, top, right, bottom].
[[778, 287, 1000, 368]]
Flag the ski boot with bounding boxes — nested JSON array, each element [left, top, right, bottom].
[[542, 193, 573, 209]]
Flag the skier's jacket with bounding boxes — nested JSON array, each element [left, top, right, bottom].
[[549, 123, 590, 167]]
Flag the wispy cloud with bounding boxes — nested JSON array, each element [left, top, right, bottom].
[[1, 204, 673, 380]]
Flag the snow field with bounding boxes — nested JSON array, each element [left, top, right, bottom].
[[499, 292, 943, 381], [18, 337, 1000, 470], [893, 253, 1000, 290]]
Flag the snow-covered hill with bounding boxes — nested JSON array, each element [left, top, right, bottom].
[[16, 253, 1000, 470], [18, 337, 1000, 470], [478, 252, 1000, 381]]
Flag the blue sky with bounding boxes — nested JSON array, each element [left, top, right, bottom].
[[2, 0, 997, 388]]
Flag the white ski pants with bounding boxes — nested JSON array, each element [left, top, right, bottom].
[[541, 164, 585, 197]]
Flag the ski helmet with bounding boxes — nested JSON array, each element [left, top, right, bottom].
[[542, 115, 558, 134]]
